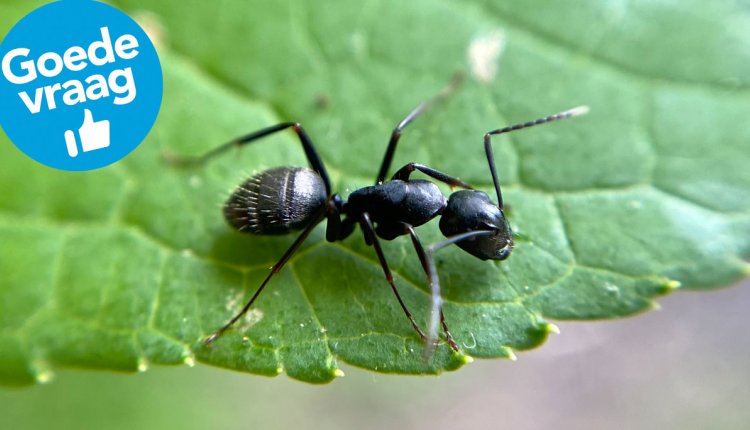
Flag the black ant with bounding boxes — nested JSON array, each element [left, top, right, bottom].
[[168, 76, 587, 357]]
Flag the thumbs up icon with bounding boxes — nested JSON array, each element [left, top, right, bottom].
[[64, 109, 111, 158]]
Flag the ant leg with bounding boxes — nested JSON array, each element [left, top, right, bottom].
[[407, 227, 496, 357], [375, 73, 464, 184], [204, 210, 325, 346], [401, 224, 459, 353], [360, 213, 427, 341], [165, 122, 332, 195], [484, 106, 589, 208], [391, 162, 473, 190]]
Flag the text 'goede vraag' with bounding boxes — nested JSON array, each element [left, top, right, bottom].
[[1, 27, 139, 114]]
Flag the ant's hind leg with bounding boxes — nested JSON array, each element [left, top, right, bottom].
[[204, 211, 325, 346], [164, 122, 332, 195]]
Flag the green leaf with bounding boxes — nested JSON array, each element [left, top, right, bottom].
[[1, 0, 748, 385]]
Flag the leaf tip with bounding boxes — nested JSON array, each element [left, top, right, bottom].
[[137, 357, 149, 373], [656, 278, 682, 295], [453, 351, 474, 365], [182, 352, 196, 367], [35, 370, 54, 384], [502, 347, 518, 362], [544, 322, 561, 335], [32, 360, 54, 384]]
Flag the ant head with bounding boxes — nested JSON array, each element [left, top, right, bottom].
[[441, 105, 588, 261], [439, 190, 513, 261]]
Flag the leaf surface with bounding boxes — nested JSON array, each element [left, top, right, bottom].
[[1, 0, 748, 385]]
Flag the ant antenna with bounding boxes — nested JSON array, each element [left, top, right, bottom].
[[484, 105, 589, 208]]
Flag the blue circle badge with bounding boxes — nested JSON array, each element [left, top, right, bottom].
[[0, 0, 163, 171]]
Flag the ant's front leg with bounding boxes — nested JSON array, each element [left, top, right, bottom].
[[391, 163, 473, 190], [375, 73, 464, 184], [405, 225, 496, 358]]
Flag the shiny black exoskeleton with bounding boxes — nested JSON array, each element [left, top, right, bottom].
[[440, 190, 512, 261], [347, 179, 447, 240], [170, 77, 587, 355], [224, 166, 327, 234]]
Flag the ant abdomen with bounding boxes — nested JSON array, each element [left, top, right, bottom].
[[224, 166, 327, 235]]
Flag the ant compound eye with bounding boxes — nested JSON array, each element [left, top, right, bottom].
[[439, 190, 513, 261]]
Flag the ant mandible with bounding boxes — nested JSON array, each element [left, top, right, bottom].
[[168, 75, 588, 357]]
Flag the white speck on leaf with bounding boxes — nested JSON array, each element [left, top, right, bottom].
[[132, 10, 168, 50], [628, 199, 643, 209], [189, 175, 202, 188], [605, 282, 621, 296], [468, 30, 506, 83], [349, 31, 367, 58], [237, 308, 264, 332], [225, 289, 244, 312]]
